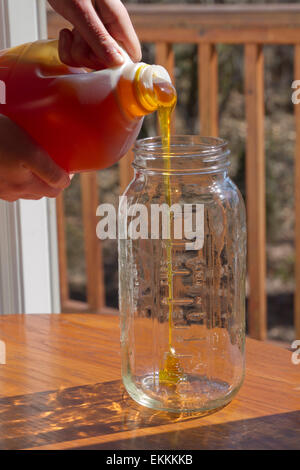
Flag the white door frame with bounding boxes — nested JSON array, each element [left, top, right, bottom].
[[0, 0, 61, 314]]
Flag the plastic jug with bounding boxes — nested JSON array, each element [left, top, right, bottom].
[[0, 40, 175, 173]]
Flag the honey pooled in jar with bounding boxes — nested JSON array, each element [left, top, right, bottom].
[[159, 349, 185, 385]]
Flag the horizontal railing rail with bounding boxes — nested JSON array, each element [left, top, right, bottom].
[[126, 4, 300, 44], [48, 4, 300, 340]]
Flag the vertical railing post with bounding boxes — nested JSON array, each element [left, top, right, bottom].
[[245, 44, 267, 340], [294, 44, 300, 340], [56, 194, 69, 309], [80, 172, 105, 312], [198, 43, 219, 136]]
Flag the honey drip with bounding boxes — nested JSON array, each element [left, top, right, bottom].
[[152, 80, 185, 385]]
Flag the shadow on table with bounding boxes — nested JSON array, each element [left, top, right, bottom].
[[78, 409, 300, 450], [0, 379, 299, 450]]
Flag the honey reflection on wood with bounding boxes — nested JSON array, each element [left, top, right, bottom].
[[0, 380, 210, 450], [1, 379, 298, 450]]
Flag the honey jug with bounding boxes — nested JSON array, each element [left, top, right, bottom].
[[0, 40, 174, 173]]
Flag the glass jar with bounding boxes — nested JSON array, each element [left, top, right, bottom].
[[118, 136, 246, 413]]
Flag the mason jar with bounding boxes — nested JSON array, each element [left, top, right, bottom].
[[118, 136, 246, 413]]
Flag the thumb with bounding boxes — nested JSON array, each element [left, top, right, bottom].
[[25, 148, 71, 189], [0, 114, 71, 189]]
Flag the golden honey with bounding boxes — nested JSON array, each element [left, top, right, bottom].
[[151, 81, 185, 385]]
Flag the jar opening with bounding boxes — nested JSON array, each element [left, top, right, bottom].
[[133, 135, 230, 174]]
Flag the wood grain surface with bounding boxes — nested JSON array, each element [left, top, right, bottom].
[[0, 314, 299, 450]]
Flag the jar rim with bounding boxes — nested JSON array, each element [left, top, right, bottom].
[[133, 135, 230, 174], [135, 135, 228, 157]]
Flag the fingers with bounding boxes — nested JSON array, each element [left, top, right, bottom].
[[72, 29, 99, 68], [62, 0, 125, 68], [96, 0, 141, 62], [20, 175, 62, 199], [59, 28, 103, 69], [0, 116, 70, 190], [52, 0, 142, 68], [0, 115, 71, 202], [0, 176, 61, 202], [58, 28, 75, 66], [24, 148, 71, 190]]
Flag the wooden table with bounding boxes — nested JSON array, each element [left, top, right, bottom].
[[0, 314, 299, 450]]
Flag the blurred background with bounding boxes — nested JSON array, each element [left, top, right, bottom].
[[48, 0, 297, 344]]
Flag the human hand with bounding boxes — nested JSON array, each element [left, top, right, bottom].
[[0, 115, 71, 202], [48, 0, 141, 69]]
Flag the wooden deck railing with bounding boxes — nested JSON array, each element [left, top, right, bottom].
[[48, 4, 300, 340]]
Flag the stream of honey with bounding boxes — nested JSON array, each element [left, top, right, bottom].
[[151, 81, 185, 385]]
